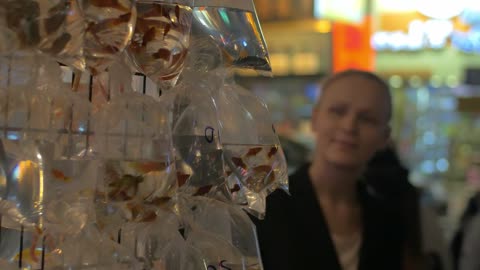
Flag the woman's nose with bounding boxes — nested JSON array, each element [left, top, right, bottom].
[[339, 114, 358, 133]]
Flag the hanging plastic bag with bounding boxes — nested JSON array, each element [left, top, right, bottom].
[[47, 223, 142, 269], [93, 92, 177, 233], [187, 229, 246, 270], [127, 0, 194, 90], [117, 203, 208, 270], [119, 209, 188, 269], [32, 61, 97, 230], [180, 196, 263, 269], [174, 197, 246, 270], [164, 69, 227, 197], [190, 0, 271, 75], [214, 81, 288, 218]]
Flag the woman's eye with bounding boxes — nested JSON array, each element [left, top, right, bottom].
[[359, 115, 378, 124]]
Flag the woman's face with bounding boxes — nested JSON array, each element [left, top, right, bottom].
[[312, 75, 390, 169]]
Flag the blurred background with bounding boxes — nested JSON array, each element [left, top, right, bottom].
[[235, 0, 480, 241]]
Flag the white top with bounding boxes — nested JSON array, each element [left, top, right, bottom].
[[420, 204, 451, 270], [331, 232, 362, 270]]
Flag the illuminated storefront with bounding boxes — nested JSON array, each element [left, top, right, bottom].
[[371, 1, 480, 233], [245, 2, 480, 204]]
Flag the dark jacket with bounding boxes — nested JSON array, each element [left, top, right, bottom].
[[253, 163, 405, 270]]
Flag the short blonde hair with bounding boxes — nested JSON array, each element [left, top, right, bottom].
[[316, 69, 392, 121]]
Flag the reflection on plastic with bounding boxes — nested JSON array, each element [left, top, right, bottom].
[[190, 0, 271, 75]]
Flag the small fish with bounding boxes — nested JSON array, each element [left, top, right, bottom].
[[142, 26, 156, 46], [84, 12, 133, 62], [193, 185, 213, 196], [20, 229, 52, 264], [45, 1, 67, 34], [153, 48, 171, 61], [175, 5, 180, 22], [108, 174, 144, 201], [43, 33, 71, 55], [129, 162, 164, 174], [267, 146, 278, 158], [253, 165, 272, 173], [231, 157, 247, 169], [15, 248, 43, 265], [163, 23, 171, 39], [246, 147, 262, 157], [51, 169, 71, 182], [86, 13, 133, 34], [245, 165, 275, 192], [34, 226, 43, 235], [254, 165, 276, 186], [177, 172, 190, 187], [139, 210, 157, 222], [89, 0, 130, 12], [230, 184, 241, 193], [146, 196, 171, 206]]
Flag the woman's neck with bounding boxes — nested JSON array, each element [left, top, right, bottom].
[[308, 159, 362, 205]]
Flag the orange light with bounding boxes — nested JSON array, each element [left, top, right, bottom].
[[332, 16, 375, 72]]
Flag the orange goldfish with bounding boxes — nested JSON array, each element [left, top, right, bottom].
[[230, 184, 241, 193], [51, 169, 71, 182], [153, 48, 171, 61], [246, 147, 262, 157], [267, 146, 278, 158], [174, 5, 180, 21], [177, 172, 190, 187], [142, 26, 156, 46], [253, 165, 272, 173], [163, 23, 171, 39], [231, 157, 247, 169], [193, 185, 213, 196], [129, 162, 164, 173]]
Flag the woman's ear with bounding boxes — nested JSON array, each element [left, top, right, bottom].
[[379, 126, 392, 150]]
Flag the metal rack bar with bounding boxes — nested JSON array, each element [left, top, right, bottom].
[[41, 236, 46, 270], [18, 226, 23, 268]]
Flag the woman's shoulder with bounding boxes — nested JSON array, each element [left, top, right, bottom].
[[249, 189, 292, 270], [252, 189, 291, 226], [287, 163, 312, 197]]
